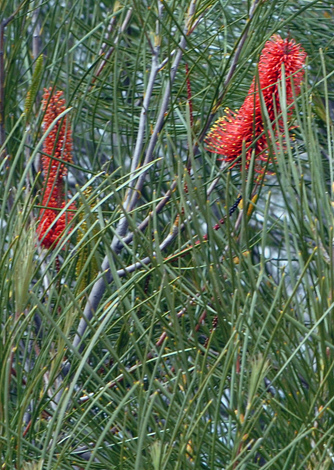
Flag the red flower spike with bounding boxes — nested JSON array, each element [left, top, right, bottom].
[[37, 88, 75, 249], [205, 35, 306, 170], [41, 88, 73, 179]]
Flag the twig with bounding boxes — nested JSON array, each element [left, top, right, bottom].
[[70, 186, 243, 356], [70, 211, 191, 353], [206, 162, 228, 197], [114, 0, 192, 245], [98, 15, 117, 57], [32, 3, 41, 61], [158, 49, 176, 71], [75, 201, 243, 403], [195, 309, 207, 332], [92, 9, 132, 86], [125, 1, 198, 216], [69, 1, 199, 356], [122, 4, 163, 218]]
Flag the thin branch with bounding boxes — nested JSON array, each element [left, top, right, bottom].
[[71, 186, 243, 355], [92, 9, 132, 86], [70, 211, 188, 352], [75, 202, 244, 402], [158, 49, 176, 71], [123, 3, 163, 211], [98, 15, 117, 57], [126, 1, 197, 215], [114, 0, 188, 243], [32, 3, 41, 61], [69, 1, 199, 356]]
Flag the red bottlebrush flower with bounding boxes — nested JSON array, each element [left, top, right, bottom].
[[37, 88, 75, 249], [205, 35, 306, 170], [41, 88, 73, 179]]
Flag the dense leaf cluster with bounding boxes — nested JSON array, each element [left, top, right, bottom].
[[0, 0, 334, 469]]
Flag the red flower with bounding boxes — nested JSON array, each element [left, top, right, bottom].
[[205, 35, 306, 170], [37, 88, 75, 249]]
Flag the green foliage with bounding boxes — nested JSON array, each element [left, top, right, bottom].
[[75, 188, 99, 295], [0, 0, 334, 469], [24, 55, 43, 123]]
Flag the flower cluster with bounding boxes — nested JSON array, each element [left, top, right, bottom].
[[37, 88, 75, 248], [205, 35, 306, 170]]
